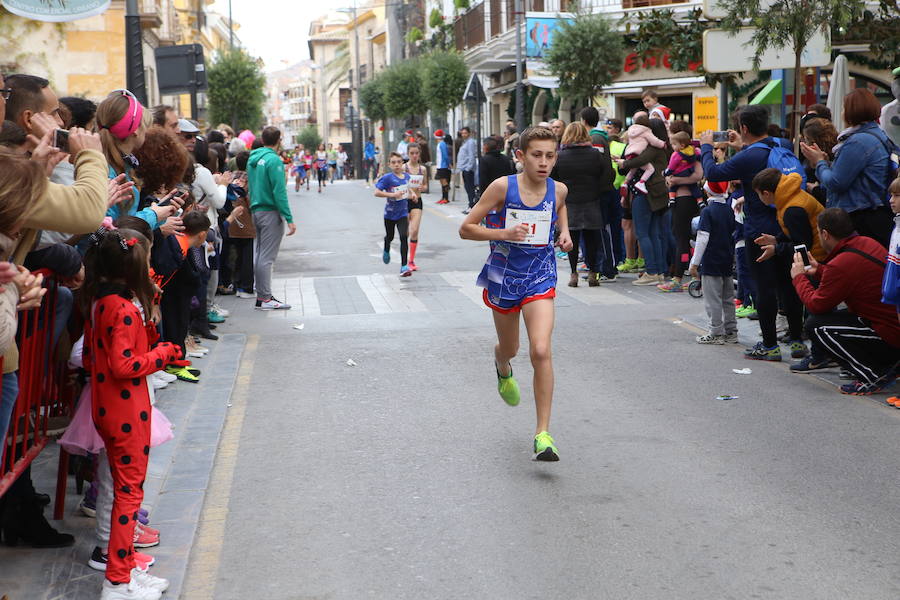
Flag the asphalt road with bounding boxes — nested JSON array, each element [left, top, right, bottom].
[[184, 178, 900, 600]]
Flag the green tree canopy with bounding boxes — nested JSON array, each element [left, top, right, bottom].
[[296, 124, 322, 151], [421, 50, 469, 115], [206, 48, 266, 131], [544, 12, 625, 101], [718, 0, 864, 144], [380, 59, 428, 118], [359, 75, 388, 122]]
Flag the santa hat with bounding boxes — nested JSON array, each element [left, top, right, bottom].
[[434, 129, 445, 138], [704, 180, 728, 197]]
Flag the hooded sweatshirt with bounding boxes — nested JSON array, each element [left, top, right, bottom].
[[248, 146, 293, 223], [774, 172, 825, 261]]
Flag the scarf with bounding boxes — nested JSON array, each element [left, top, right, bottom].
[[831, 124, 862, 155]]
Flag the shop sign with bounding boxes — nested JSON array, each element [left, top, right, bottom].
[[693, 95, 719, 132], [624, 52, 702, 74]]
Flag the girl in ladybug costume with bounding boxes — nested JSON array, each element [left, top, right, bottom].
[[82, 227, 182, 600]]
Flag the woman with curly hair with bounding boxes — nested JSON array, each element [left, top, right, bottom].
[[134, 126, 192, 204], [800, 117, 838, 206]]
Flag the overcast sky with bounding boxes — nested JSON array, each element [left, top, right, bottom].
[[210, 0, 348, 70]]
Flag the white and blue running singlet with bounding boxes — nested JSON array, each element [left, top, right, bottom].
[[477, 175, 558, 311]]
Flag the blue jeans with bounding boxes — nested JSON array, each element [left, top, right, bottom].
[[0, 371, 18, 466], [632, 193, 666, 275]]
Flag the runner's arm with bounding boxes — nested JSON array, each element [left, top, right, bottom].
[[555, 182, 573, 251], [459, 177, 525, 242]]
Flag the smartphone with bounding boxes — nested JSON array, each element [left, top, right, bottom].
[[712, 131, 729, 143], [794, 244, 811, 270], [53, 129, 69, 153]]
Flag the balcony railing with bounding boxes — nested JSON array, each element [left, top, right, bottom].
[[454, 1, 486, 51]]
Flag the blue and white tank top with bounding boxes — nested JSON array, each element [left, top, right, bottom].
[[476, 175, 558, 299]]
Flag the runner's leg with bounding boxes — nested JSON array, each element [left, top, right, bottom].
[[492, 309, 520, 377], [397, 217, 409, 266], [521, 298, 555, 434]]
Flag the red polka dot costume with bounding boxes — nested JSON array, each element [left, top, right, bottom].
[[84, 290, 181, 584]]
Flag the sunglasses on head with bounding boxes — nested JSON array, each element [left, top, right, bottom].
[[0, 89, 11, 101]]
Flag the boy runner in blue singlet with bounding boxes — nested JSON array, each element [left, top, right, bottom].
[[375, 152, 417, 277], [460, 127, 572, 461]]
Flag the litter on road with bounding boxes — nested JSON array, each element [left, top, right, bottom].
[[346, 359, 357, 367], [293, 323, 305, 330], [732, 368, 752, 375], [716, 395, 739, 401]]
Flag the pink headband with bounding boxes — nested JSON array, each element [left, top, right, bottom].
[[106, 90, 143, 141]]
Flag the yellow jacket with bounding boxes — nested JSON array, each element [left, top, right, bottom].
[[775, 172, 825, 262]]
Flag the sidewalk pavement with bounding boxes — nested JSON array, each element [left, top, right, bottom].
[[0, 334, 245, 600]]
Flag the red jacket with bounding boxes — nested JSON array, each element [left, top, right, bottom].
[[793, 235, 900, 347]]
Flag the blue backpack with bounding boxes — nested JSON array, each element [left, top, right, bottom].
[[748, 139, 806, 186]]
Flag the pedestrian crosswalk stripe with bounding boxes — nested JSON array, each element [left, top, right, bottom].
[[557, 282, 642, 305], [439, 271, 488, 310], [299, 277, 320, 316], [273, 270, 656, 317], [357, 273, 428, 313]]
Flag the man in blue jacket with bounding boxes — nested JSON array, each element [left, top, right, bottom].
[[457, 126, 478, 213], [364, 136, 377, 187], [700, 105, 807, 362]]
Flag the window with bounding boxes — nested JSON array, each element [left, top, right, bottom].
[[338, 88, 352, 122]]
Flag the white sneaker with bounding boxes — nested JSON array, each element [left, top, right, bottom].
[[150, 374, 168, 390], [100, 578, 162, 600], [130, 568, 169, 593], [634, 181, 648, 195], [155, 370, 176, 383], [236, 290, 255, 299], [210, 303, 230, 317], [256, 298, 292, 310]]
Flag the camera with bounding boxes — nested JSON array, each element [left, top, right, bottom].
[[711, 131, 729, 143]]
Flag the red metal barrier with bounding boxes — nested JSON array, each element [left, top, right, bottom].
[[0, 274, 78, 519]]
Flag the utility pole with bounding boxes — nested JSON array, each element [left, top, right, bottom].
[[514, 0, 524, 132], [124, 0, 147, 105], [228, 0, 233, 49], [351, 0, 363, 180]]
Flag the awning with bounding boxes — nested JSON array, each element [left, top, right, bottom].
[[750, 79, 783, 105]]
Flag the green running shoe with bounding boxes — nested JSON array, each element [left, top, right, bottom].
[[496, 364, 520, 406], [634, 258, 646, 273], [533, 431, 559, 461]]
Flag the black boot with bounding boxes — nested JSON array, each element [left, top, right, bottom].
[[11, 499, 75, 548]]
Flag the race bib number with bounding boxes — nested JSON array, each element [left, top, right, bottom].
[[394, 184, 409, 200], [409, 174, 424, 188], [506, 209, 552, 245]]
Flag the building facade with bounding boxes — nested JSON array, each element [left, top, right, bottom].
[[450, 0, 897, 133], [264, 60, 317, 146], [0, 0, 238, 124]]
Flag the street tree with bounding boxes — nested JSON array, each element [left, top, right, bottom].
[[206, 48, 266, 132], [380, 59, 428, 119], [718, 0, 864, 146], [544, 12, 625, 103], [359, 75, 388, 123], [296, 124, 322, 151], [421, 50, 469, 115]]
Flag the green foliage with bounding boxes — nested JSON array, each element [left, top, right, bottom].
[[836, 0, 900, 69], [296, 125, 321, 151], [544, 13, 625, 100], [429, 8, 444, 28], [453, 0, 470, 10], [421, 50, 469, 114], [506, 86, 542, 121], [406, 27, 424, 44], [623, 8, 709, 74], [359, 76, 388, 122], [324, 40, 350, 94], [380, 59, 427, 118], [207, 48, 266, 131], [717, 0, 864, 72]]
